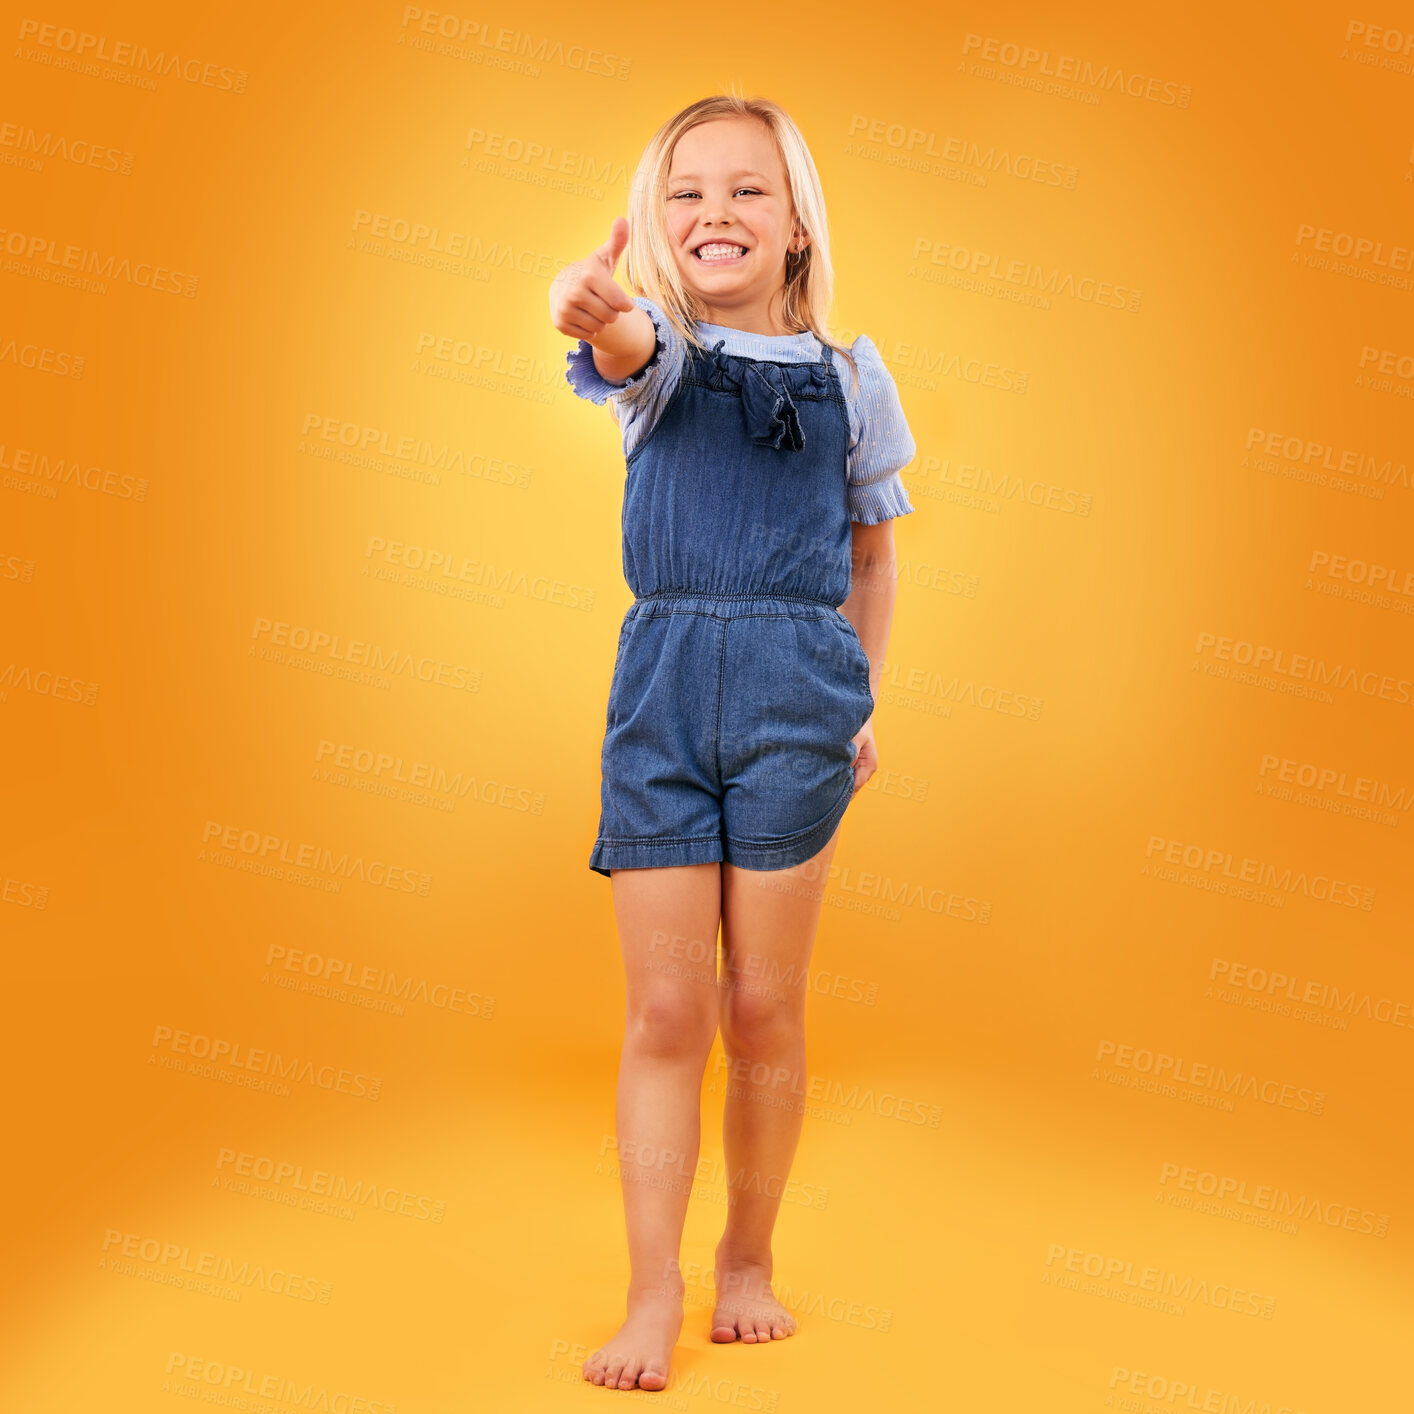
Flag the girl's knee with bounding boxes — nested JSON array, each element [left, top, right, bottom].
[[719, 985, 803, 1057], [626, 988, 717, 1057]]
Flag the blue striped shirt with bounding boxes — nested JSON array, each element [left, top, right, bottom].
[[564, 296, 916, 525]]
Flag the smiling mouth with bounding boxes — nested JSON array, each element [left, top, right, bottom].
[[693, 242, 748, 264]]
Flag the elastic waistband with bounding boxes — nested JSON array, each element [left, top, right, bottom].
[[633, 589, 840, 616]]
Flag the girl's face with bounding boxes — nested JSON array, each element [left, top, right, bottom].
[[664, 116, 806, 327]]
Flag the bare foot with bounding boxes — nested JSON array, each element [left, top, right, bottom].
[[710, 1246, 797, 1344], [583, 1286, 683, 1391]]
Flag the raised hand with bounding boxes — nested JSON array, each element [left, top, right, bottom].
[[550, 217, 637, 341]]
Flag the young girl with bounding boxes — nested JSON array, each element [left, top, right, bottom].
[[549, 94, 916, 1392]]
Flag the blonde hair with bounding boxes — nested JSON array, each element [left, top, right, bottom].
[[619, 92, 860, 400]]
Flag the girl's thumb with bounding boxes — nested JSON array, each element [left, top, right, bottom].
[[599, 216, 630, 270]]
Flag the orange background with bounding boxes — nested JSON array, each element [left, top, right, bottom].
[[3, 2, 1411, 1409]]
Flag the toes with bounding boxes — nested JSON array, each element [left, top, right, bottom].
[[604, 1356, 627, 1388], [640, 1364, 667, 1391], [582, 1351, 606, 1383], [710, 1303, 739, 1342], [618, 1358, 641, 1390], [711, 1306, 794, 1344]]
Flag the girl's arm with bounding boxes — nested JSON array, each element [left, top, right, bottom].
[[840, 520, 897, 704], [550, 217, 657, 383]]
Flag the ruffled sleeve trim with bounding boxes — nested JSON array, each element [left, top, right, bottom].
[[847, 473, 916, 525], [845, 333, 918, 524], [563, 296, 669, 404]]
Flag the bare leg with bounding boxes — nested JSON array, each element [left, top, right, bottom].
[[711, 824, 843, 1343], [583, 863, 722, 1391]]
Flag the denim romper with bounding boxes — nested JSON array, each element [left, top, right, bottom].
[[588, 333, 876, 877]]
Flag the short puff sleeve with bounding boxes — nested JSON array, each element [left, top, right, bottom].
[[845, 334, 917, 524]]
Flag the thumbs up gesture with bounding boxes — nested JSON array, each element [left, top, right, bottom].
[[550, 217, 637, 341]]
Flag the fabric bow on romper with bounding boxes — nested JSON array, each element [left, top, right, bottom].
[[588, 334, 876, 877]]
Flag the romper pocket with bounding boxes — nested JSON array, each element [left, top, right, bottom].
[[605, 611, 637, 730], [612, 613, 635, 671], [830, 615, 875, 710]]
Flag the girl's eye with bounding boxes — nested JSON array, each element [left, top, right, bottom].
[[668, 188, 762, 200]]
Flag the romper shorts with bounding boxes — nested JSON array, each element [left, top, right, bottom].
[[589, 336, 875, 876]]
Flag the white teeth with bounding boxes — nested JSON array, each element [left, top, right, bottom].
[[695, 243, 746, 261]]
